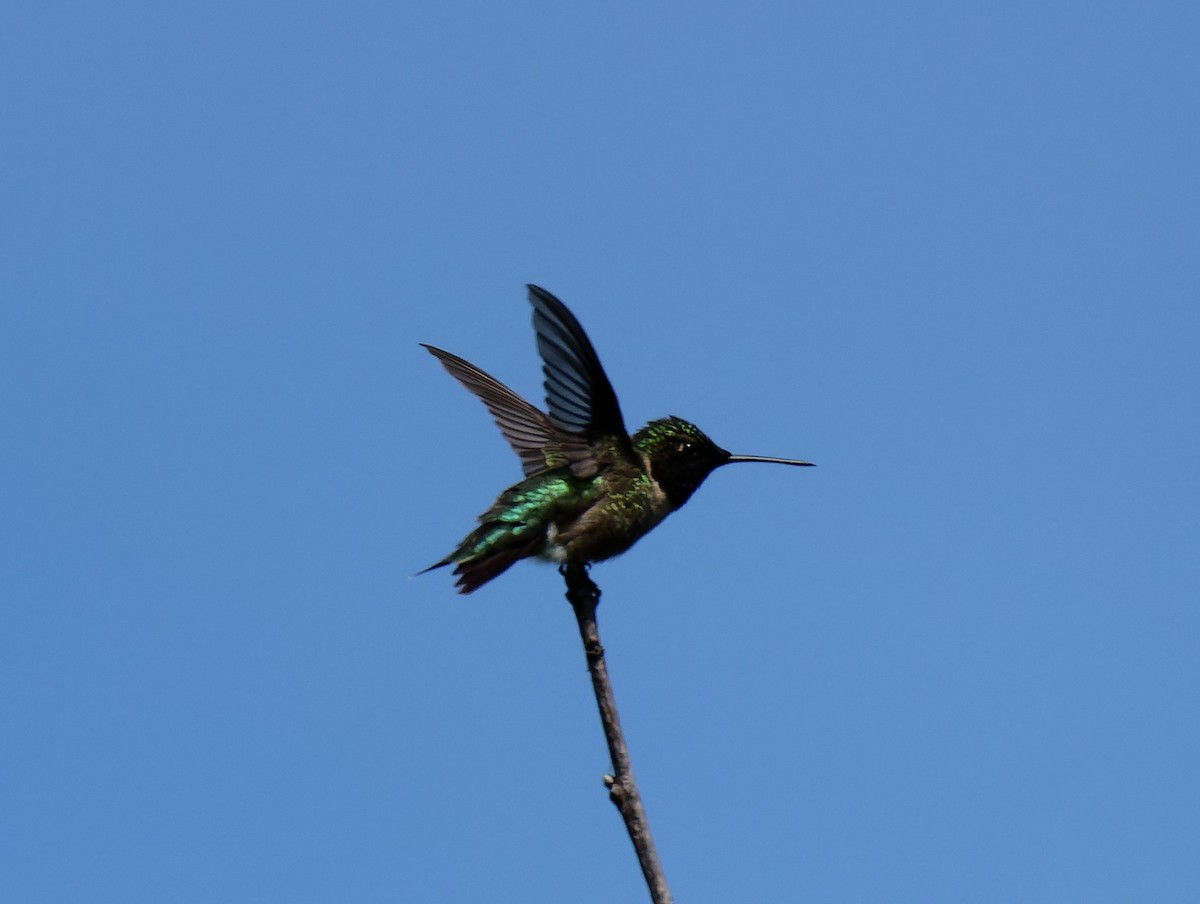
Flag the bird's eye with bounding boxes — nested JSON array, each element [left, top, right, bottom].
[[677, 442, 692, 454]]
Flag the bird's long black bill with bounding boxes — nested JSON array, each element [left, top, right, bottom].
[[726, 454, 815, 467]]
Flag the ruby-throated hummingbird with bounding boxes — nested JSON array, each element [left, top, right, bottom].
[[419, 284, 814, 593]]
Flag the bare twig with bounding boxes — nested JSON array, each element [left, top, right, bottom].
[[562, 564, 674, 904]]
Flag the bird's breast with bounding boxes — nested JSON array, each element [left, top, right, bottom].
[[538, 471, 672, 565]]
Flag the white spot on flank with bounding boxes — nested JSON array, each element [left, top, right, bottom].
[[542, 524, 568, 562]]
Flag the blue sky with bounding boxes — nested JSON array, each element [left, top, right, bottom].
[[4, 2, 1198, 901]]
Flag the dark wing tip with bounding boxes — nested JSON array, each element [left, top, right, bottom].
[[525, 284, 628, 441]]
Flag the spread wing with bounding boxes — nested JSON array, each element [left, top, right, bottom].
[[527, 284, 637, 465], [421, 344, 598, 478]]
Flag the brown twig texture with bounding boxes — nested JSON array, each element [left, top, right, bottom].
[[563, 564, 673, 904]]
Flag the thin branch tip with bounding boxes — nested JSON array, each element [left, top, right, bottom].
[[562, 568, 674, 903]]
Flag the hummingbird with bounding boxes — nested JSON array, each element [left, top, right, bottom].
[[419, 284, 814, 593]]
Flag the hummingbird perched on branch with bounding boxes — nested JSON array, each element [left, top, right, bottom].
[[419, 284, 814, 593]]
